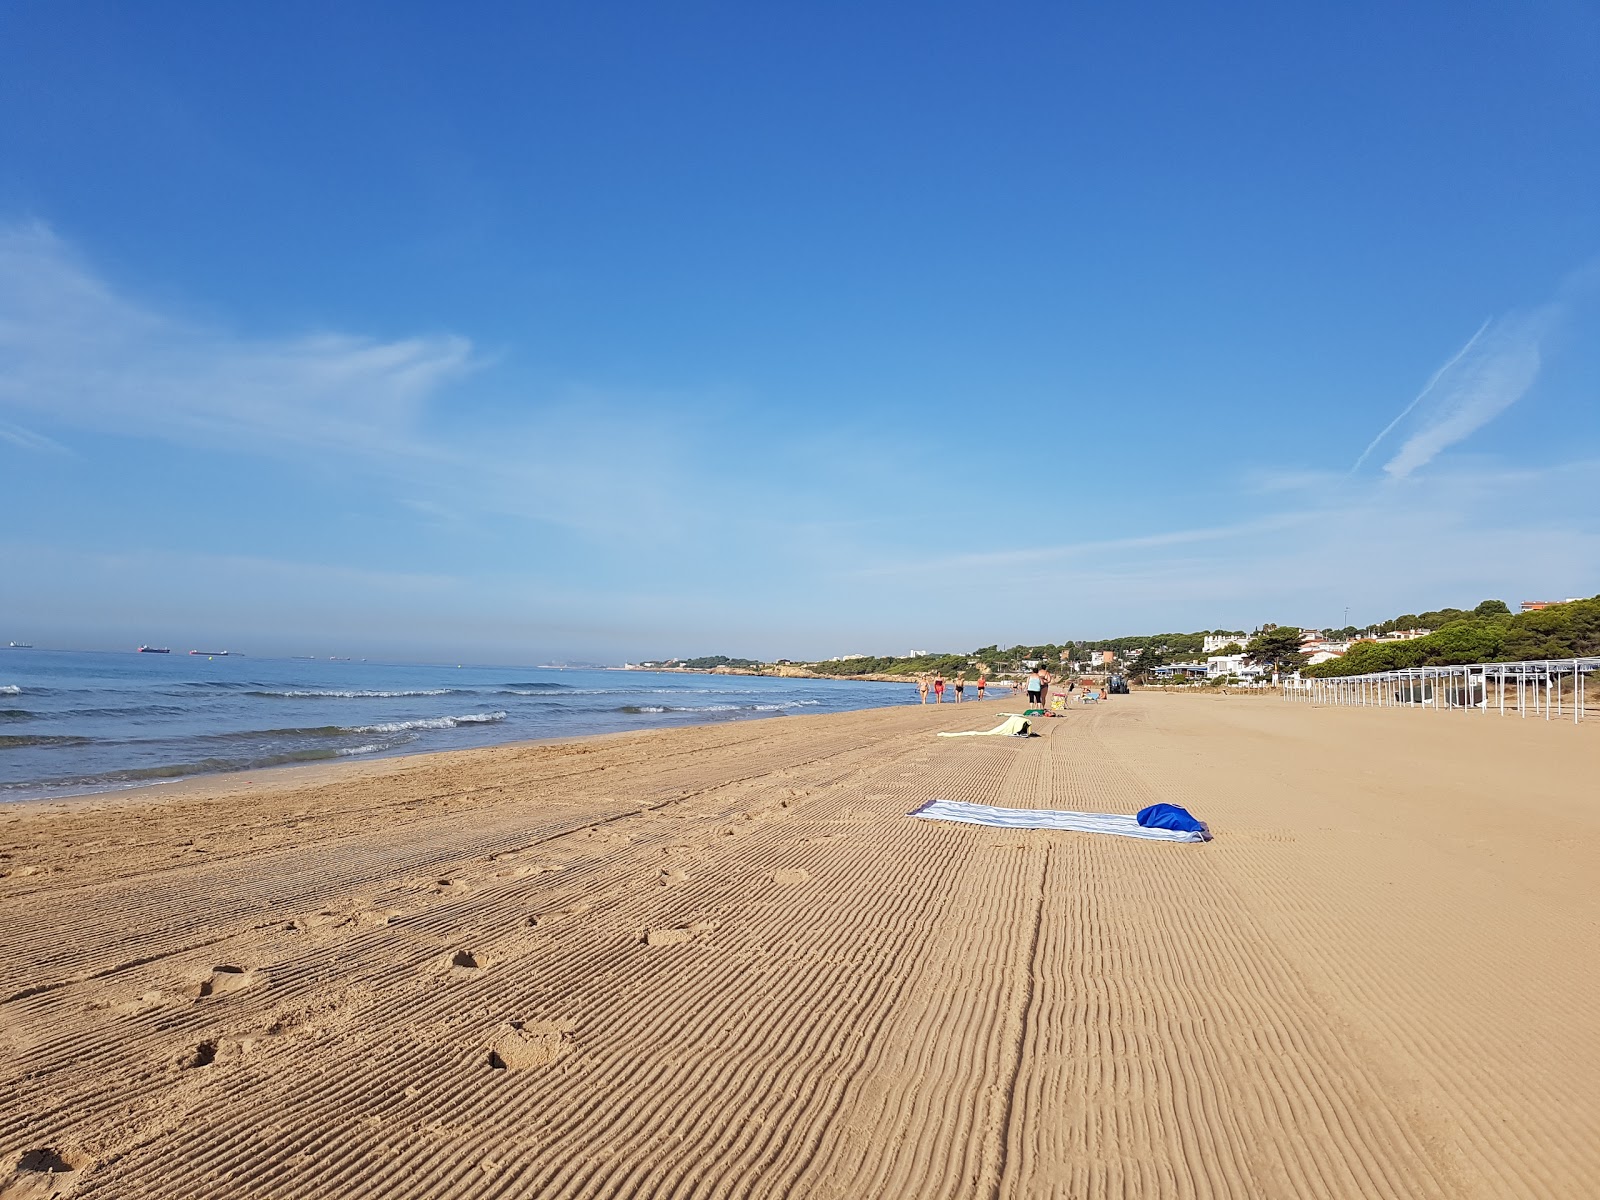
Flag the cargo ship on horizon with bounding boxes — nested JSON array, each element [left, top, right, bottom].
[[188, 649, 230, 656], [138, 646, 171, 654]]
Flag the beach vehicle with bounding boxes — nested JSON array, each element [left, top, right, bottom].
[[188, 649, 230, 656], [138, 646, 171, 654]]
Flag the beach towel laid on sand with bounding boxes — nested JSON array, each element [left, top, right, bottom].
[[937, 715, 1031, 738], [911, 798, 1210, 842]]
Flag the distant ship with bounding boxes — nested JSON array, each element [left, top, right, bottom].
[[138, 645, 171, 654], [7, 641, 31, 649], [189, 649, 230, 656]]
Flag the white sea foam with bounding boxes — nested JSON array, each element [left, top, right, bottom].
[[500, 687, 610, 696], [0, 685, 20, 695], [260, 688, 456, 698], [336, 742, 387, 756], [352, 711, 507, 734]]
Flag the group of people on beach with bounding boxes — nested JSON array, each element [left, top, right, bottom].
[[917, 673, 984, 703]]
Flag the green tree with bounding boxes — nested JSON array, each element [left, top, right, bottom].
[[1474, 599, 1511, 617], [1245, 626, 1309, 675]]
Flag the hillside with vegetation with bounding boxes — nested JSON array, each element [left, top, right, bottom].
[[802, 632, 1253, 679], [668, 599, 1600, 683], [1304, 596, 1600, 676]]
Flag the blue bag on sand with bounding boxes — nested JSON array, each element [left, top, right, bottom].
[[1136, 803, 1206, 833]]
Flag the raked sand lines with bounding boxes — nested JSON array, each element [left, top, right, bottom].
[[3, 695, 1598, 1198]]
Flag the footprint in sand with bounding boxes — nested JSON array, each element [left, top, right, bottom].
[[644, 920, 714, 947], [432, 878, 471, 897], [487, 1018, 577, 1070], [659, 868, 689, 887], [771, 868, 810, 885], [196, 965, 256, 999], [528, 901, 592, 928], [441, 949, 486, 976], [179, 1035, 254, 1070], [97, 989, 168, 1017], [3, 1147, 83, 1196]]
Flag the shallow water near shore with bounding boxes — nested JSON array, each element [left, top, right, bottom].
[[0, 650, 920, 800]]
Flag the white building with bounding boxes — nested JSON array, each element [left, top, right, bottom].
[[1207, 654, 1267, 680], [1203, 633, 1248, 653]]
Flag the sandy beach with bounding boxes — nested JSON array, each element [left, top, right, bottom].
[[2, 693, 1596, 1198]]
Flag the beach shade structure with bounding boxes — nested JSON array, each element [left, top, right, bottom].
[[1281, 655, 1597, 725], [937, 715, 1031, 737], [912, 799, 1210, 841]]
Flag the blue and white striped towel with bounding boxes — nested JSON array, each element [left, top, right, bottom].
[[911, 798, 1209, 842]]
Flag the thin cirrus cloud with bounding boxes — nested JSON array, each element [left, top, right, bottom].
[[0, 221, 715, 542], [0, 220, 476, 459], [1353, 305, 1556, 479]]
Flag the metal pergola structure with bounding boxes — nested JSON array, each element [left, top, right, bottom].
[[1281, 657, 1599, 725]]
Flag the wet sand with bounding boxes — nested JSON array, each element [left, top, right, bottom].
[[2, 694, 1596, 1198]]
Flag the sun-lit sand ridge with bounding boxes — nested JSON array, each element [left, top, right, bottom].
[[2, 694, 1597, 1198]]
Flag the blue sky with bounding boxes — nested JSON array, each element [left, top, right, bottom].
[[3, 2, 1599, 662]]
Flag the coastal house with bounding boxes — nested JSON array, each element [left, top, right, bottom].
[[1205, 653, 1257, 676], [1202, 633, 1247, 653], [1153, 662, 1210, 680]]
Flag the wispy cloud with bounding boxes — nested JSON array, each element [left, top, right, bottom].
[[0, 221, 475, 457], [1354, 306, 1556, 479], [0, 221, 706, 541], [0, 418, 70, 454], [852, 511, 1318, 578]]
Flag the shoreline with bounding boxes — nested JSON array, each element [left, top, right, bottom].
[[1, 694, 1012, 813], [2, 667, 959, 809], [0, 700, 931, 812]]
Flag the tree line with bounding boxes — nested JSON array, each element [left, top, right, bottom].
[[1300, 596, 1600, 677]]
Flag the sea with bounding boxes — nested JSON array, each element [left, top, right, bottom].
[[0, 650, 921, 803]]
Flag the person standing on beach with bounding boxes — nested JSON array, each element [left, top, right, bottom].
[[918, 676, 929, 704], [933, 673, 945, 703], [1038, 668, 1051, 711], [976, 675, 986, 699], [1026, 670, 1042, 707], [954, 676, 965, 702]]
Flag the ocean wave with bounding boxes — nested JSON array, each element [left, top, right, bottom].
[[336, 742, 390, 757], [0, 734, 94, 749], [499, 681, 572, 691], [498, 687, 610, 696], [248, 688, 461, 699], [0, 685, 20, 695], [66, 704, 190, 720], [618, 703, 790, 715], [0, 709, 34, 722], [38, 749, 349, 787], [352, 711, 508, 734]]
